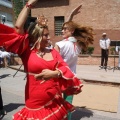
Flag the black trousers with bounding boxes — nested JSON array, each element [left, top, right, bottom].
[[0, 87, 3, 110], [101, 49, 109, 67]]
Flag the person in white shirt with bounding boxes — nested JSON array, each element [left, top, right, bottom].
[[55, 37, 81, 74], [0, 48, 7, 115], [54, 10, 94, 120], [2, 51, 11, 65], [116, 46, 120, 69], [0, 50, 3, 65], [0, 49, 11, 67], [99, 33, 111, 69]]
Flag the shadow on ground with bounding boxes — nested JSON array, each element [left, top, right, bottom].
[[71, 107, 93, 120], [0, 74, 11, 79], [4, 103, 24, 113]]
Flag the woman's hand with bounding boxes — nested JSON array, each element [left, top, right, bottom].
[[71, 4, 82, 16], [67, 4, 82, 21], [34, 69, 61, 80], [28, 0, 38, 5]]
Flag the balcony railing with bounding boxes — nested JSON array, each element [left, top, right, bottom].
[[0, 0, 12, 8]]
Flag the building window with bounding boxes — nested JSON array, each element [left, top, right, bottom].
[[54, 16, 64, 36]]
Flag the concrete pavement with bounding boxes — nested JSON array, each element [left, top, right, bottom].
[[8, 64, 120, 85], [0, 65, 120, 120], [0, 67, 25, 120], [76, 65, 120, 85]]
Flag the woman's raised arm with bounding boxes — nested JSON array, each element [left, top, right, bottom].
[[67, 4, 82, 22], [15, 0, 38, 34]]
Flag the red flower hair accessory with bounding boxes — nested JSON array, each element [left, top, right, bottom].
[[36, 15, 48, 26]]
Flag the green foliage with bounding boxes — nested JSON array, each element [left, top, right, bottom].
[[110, 47, 115, 55], [12, 0, 27, 21], [82, 46, 94, 55], [87, 47, 94, 54]]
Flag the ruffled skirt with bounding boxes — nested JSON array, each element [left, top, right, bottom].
[[12, 94, 74, 120]]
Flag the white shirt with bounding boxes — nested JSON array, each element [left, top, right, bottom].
[[0, 50, 3, 58], [56, 37, 81, 74], [99, 38, 111, 49], [116, 46, 120, 67], [116, 46, 120, 53], [0, 51, 11, 58]]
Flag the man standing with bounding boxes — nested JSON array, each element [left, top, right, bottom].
[[116, 45, 120, 69], [99, 33, 111, 69]]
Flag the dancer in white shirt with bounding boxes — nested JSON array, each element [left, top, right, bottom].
[[56, 37, 81, 74], [55, 7, 94, 119], [99, 33, 111, 69]]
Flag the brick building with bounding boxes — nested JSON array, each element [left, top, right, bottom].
[[31, 0, 120, 54]]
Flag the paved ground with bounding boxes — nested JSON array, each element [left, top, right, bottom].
[[76, 65, 120, 84], [0, 65, 120, 120]]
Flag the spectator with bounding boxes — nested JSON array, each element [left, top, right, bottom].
[[0, 50, 4, 67], [1, 51, 11, 66], [116, 45, 120, 69], [99, 33, 111, 69], [0, 47, 11, 67], [0, 87, 7, 118]]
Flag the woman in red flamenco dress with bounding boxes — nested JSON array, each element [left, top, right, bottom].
[[0, 0, 83, 119]]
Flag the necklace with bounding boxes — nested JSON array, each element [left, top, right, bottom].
[[39, 52, 45, 57], [37, 48, 51, 58], [37, 50, 45, 58]]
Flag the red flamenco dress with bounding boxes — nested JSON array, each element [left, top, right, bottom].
[[0, 23, 83, 120]]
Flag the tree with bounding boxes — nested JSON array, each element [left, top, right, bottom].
[[12, 0, 27, 21]]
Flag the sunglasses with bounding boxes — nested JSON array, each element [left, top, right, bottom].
[[62, 27, 69, 31]]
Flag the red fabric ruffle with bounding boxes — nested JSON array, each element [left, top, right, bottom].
[[13, 94, 74, 120], [0, 23, 29, 55], [56, 76, 83, 96]]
